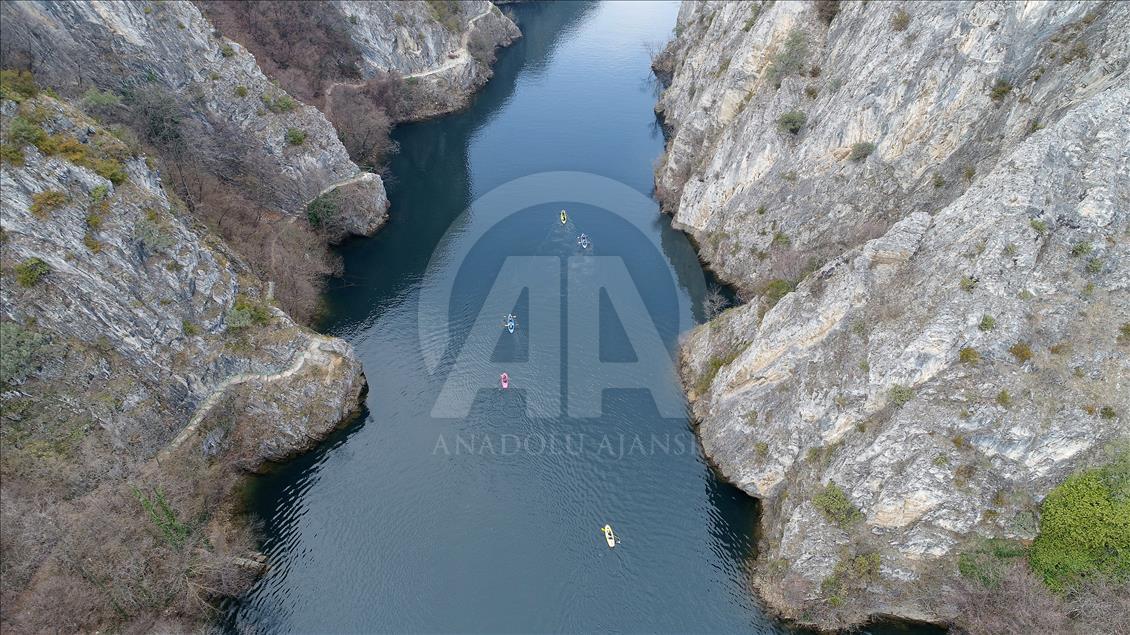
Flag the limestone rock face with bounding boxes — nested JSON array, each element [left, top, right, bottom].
[[0, 95, 366, 470], [336, 0, 521, 118], [658, 0, 1129, 627], [0, 0, 387, 239]]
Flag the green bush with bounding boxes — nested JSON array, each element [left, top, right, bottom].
[[990, 78, 1013, 101], [134, 487, 191, 547], [960, 275, 978, 292], [777, 110, 807, 134], [1070, 241, 1093, 257], [959, 347, 981, 364], [0, 321, 47, 385], [1030, 219, 1049, 234], [220, 44, 235, 58], [933, 173, 946, 188], [14, 257, 51, 287], [996, 390, 1012, 407], [0, 143, 23, 165], [0, 69, 38, 102], [889, 384, 914, 407], [6, 116, 46, 147], [306, 191, 339, 227], [979, 314, 996, 331], [765, 28, 808, 88], [1085, 258, 1103, 274], [226, 295, 271, 331], [134, 216, 175, 253], [1029, 452, 1130, 591], [771, 231, 791, 248], [262, 93, 298, 113], [285, 128, 307, 145], [234, 85, 248, 97], [849, 141, 875, 161], [813, 483, 863, 528]]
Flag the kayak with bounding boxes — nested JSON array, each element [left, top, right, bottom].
[[504, 313, 516, 334], [560, 209, 568, 224], [578, 236, 590, 249], [602, 524, 616, 548], [500, 372, 509, 389], [506, 318, 515, 334]]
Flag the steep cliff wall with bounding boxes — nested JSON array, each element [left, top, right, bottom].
[[1, 0, 387, 238], [656, 0, 1128, 629], [0, 88, 364, 631], [335, 0, 521, 119]]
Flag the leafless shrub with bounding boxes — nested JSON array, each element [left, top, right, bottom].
[[468, 28, 498, 66], [198, 1, 363, 105], [1067, 576, 1130, 634], [950, 562, 1069, 635], [703, 285, 729, 319], [328, 73, 402, 171]]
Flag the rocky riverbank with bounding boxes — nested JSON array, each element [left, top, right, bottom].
[[654, 0, 1128, 630]]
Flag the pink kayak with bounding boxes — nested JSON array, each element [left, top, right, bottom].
[[500, 372, 509, 389]]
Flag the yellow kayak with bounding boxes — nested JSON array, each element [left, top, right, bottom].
[[602, 524, 616, 548], [560, 209, 568, 224]]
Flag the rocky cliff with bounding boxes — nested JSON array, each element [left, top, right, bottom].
[[656, 0, 1128, 629], [0, 86, 365, 630], [1, 0, 387, 240], [336, 0, 521, 119]]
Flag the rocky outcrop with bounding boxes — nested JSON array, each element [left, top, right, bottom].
[[657, 0, 1129, 628], [0, 88, 364, 630], [0, 0, 387, 238], [336, 0, 521, 118]]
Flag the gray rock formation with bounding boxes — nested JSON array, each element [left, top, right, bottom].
[[0, 0, 387, 238], [336, 0, 520, 118], [0, 83, 364, 631], [657, 0, 1129, 628]]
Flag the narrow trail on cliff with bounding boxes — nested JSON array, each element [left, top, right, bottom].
[[163, 334, 338, 454], [323, 6, 496, 122]]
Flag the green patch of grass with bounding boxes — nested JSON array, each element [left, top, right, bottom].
[[958, 538, 1028, 587], [693, 347, 745, 395], [0, 69, 38, 102], [306, 191, 339, 228], [979, 314, 996, 331], [14, 257, 51, 287], [812, 483, 863, 528], [761, 278, 795, 310], [1085, 258, 1103, 274], [234, 85, 248, 97], [771, 231, 791, 248], [182, 320, 201, 336], [777, 110, 807, 134], [960, 275, 978, 292], [1030, 219, 1048, 234], [959, 347, 981, 364], [220, 44, 235, 58], [932, 173, 945, 188], [0, 143, 24, 165], [1070, 241, 1093, 257], [996, 390, 1012, 408], [764, 28, 808, 88]]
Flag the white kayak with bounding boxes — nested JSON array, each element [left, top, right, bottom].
[[602, 524, 616, 548]]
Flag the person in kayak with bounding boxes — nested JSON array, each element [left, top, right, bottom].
[[578, 233, 590, 249], [500, 372, 509, 389]]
